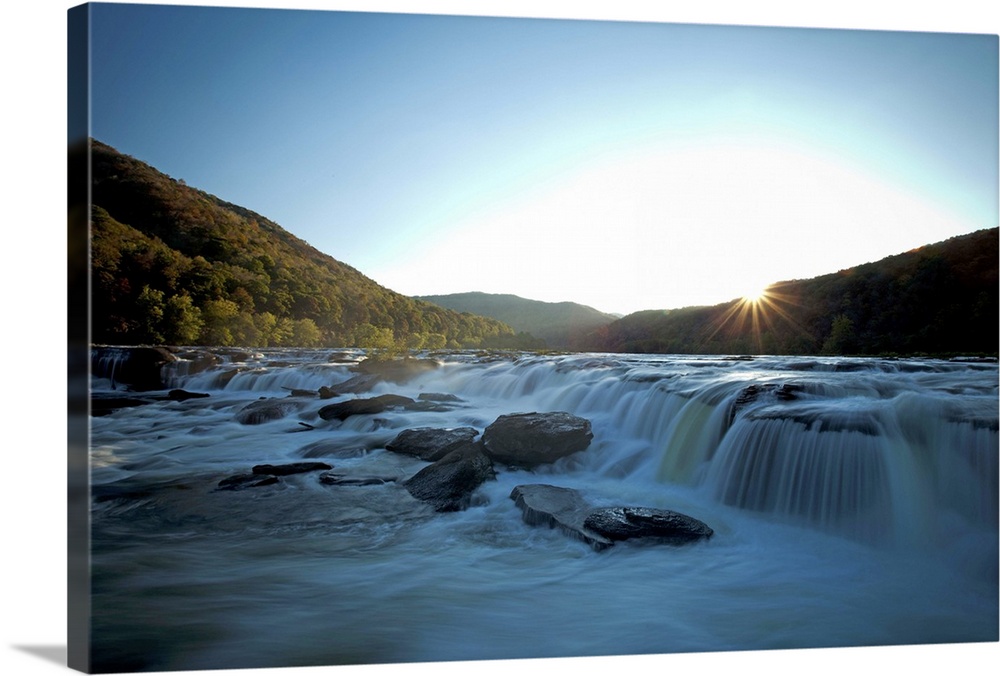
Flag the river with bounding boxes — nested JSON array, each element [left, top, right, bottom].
[[85, 349, 999, 672]]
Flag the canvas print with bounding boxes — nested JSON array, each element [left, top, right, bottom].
[[68, 2, 999, 674]]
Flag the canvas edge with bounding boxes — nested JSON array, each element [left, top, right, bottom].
[[67, 3, 92, 673]]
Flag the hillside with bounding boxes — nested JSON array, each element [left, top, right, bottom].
[[586, 228, 998, 356], [87, 140, 527, 349], [415, 292, 618, 349]]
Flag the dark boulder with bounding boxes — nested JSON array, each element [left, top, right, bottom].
[[509, 484, 613, 550], [235, 398, 306, 425], [251, 462, 332, 476], [91, 346, 177, 391], [403, 445, 496, 512], [385, 427, 480, 461], [482, 412, 593, 468], [318, 394, 415, 421], [583, 507, 713, 544], [217, 474, 280, 491]]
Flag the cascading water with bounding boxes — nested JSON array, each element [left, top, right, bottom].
[[86, 348, 998, 672]]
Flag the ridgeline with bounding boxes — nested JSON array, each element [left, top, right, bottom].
[[87, 140, 531, 350], [585, 228, 998, 356], [83, 140, 997, 356], [415, 292, 618, 349]]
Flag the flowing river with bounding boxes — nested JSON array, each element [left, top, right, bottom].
[[85, 349, 999, 672]]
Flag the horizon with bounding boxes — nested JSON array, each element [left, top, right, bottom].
[[84, 2, 998, 317]]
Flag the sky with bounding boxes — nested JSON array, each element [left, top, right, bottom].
[[82, 1, 998, 316]]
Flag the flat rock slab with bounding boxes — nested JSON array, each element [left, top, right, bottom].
[[510, 484, 713, 551], [509, 484, 613, 550], [482, 412, 593, 468], [385, 427, 480, 461], [318, 394, 415, 421]]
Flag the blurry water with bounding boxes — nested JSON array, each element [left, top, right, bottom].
[[87, 350, 999, 671]]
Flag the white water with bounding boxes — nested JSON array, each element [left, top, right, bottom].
[[87, 350, 999, 672]]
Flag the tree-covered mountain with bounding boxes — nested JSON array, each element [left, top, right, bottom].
[[415, 292, 618, 349], [87, 139, 528, 349], [585, 228, 998, 356]]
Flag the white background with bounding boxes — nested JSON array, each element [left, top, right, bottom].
[[1, 1, 997, 675]]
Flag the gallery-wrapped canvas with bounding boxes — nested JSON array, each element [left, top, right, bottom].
[[67, 2, 998, 675]]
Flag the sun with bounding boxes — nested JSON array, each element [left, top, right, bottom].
[[742, 285, 770, 304]]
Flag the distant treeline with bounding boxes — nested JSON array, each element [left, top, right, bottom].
[[87, 140, 538, 350], [584, 227, 998, 357]]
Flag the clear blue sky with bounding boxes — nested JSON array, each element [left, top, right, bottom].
[[84, 1, 998, 315]]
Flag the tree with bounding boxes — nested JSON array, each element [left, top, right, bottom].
[[163, 293, 203, 345], [822, 314, 857, 355]]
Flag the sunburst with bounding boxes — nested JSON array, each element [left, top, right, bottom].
[[703, 283, 812, 354]]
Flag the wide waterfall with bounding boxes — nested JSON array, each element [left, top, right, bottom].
[[86, 348, 999, 672]]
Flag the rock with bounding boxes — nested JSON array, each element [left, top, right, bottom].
[[385, 427, 480, 461], [216, 474, 280, 491], [318, 472, 397, 486], [403, 445, 495, 512], [91, 346, 177, 391], [318, 394, 415, 421], [583, 507, 713, 544], [90, 394, 154, 416], [175, 350, 223, 375], [418, 392, 463, 403], [509, 484, 613, 550], [355, 357, 439, 383], [482, 412, 593, 468], [251, 462, 332, 476], [235, 398, 306, 425], [167, 389, 210, 401], [323, 373, 382, 396], [282, 387, 317, 398], [729, 383, 801, 424]]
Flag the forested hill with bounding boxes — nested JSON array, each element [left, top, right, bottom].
[[88, 139, 526, 349], [586, 227, 998, 356], [415, 292, 618, 349]]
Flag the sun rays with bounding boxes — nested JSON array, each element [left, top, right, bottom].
[[704, 283, 814, 354]]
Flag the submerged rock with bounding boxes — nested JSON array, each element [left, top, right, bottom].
[[403, 445, 495, 512], [482, 412, 593, 468], [583, 507, 713, 544], [90, 395, 154, 416], [251, 462, 332, 476], [318, 394, 416, 421], [167, 389, 210, 401], [217, 474, 280, 491], [318, 472, 397, 486], [385, 427, 480, 461], [235, 398, 306, 425]]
